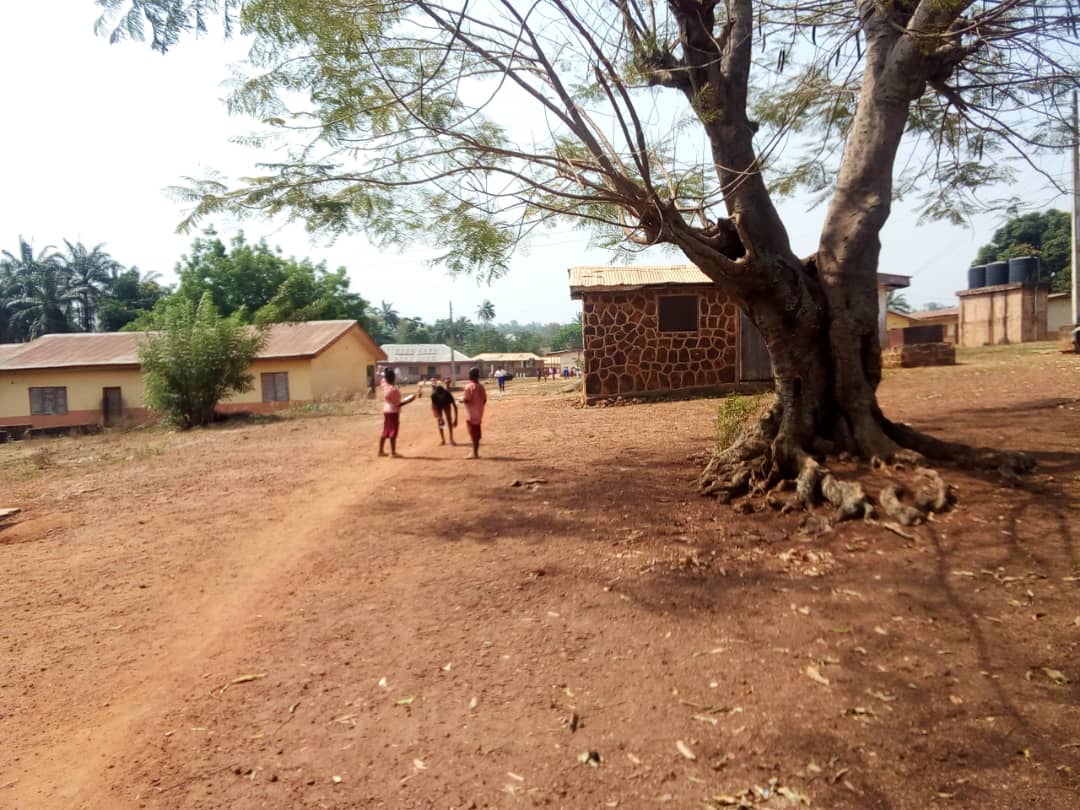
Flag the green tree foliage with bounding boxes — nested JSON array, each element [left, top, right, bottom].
[[61, 240, 121, 331], [1, 238, 69, 340], [393, 317, 434, 344], [1, 237, 164, 339], [138, 292, 266, 427], [974, 210, 1072, 292], [101, 268, 171, 331], [886, 291, 912, 315], [549, 319, 583, 351], [475, 299, 495, 326], [172, 230, 372, 327]]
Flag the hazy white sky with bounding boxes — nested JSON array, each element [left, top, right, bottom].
[[1, 2, 1071, 322]]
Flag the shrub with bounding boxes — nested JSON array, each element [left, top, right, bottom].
[[715, 393, 772, 449], [138, 293, 267, 428]]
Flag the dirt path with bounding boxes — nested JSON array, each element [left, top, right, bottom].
[[2, 350, 1079, 809]]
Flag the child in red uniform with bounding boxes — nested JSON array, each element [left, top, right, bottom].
[[378, 368, 414, 457], [461, 366, 488, 459]]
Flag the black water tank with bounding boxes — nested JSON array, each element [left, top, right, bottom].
[[1008, 256, 1039, 284], [967, 265, 986, 289], [985, 261, 1009, 286]]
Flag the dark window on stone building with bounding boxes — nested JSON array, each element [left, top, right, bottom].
[[658, 295, 699, 332]]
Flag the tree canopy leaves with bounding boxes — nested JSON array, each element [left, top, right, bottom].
[[138, 291, 266, 427], [974, 209, 1072, 292], [94, 0, 1078, 281]]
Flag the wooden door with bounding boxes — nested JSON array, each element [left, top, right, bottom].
[[739, 311, 773, 381], [102, 387, 122, 425]]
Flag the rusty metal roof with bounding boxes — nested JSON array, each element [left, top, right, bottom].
[[0, 344, 27, 362], [0, 320, 385, 371], [906, 307, 958, 319], [568, 264, 711, 296], [568, 264, 912, 296]]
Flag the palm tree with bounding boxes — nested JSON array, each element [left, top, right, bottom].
[[61, 240, 120, 331], [2, 238, 77, 339], [886, 290, 912, 314], [379, 300, 400, 330], [475, 299, 495, 326]]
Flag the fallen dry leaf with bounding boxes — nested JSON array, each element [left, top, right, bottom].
[[1042, 667, 1069, 685], [805, 666, 830, 687], [777, 785, 811, 805], [219, 673, 267, 694]]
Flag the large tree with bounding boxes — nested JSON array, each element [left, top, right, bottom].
[[975, 209, 1072, 292], [96, 0, 1077, 516], [1, 238, 77, 340], [60, 240, 121, 331], [172, 230, 372, 327]]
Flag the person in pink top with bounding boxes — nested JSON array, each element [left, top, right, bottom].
[[461, 366, 488, 459], [378, 368, 414, 457]]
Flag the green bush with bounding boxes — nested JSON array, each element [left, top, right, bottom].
[[715, 393, 771, 449], [138, 293, 267, 428]]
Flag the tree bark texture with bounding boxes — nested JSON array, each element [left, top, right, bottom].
[[668, 1, 1034, 513]]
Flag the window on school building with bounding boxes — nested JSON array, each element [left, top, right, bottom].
[[260, 372, 290, 403], [29, 387, 68, 415], [658, 295, 699, 332]]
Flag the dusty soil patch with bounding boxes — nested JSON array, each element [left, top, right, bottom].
[[1, 344, 1078, 809]]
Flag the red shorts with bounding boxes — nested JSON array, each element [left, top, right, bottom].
[[467, 421, 482, 442], [381, 412, 400, 439]]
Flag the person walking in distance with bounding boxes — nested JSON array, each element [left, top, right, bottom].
[[495, 367, 507, 393], [462, 366, 488, 459], [430, 378, 458, 445]]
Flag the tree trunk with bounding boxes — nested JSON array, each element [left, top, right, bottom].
[[698, 252, 1033, 514]]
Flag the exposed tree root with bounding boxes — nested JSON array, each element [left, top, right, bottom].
[[879, 484, 924, 526], [698, 410, 1018, 523], [882, 419, 1034, 475]]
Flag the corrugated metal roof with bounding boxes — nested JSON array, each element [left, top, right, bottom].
[[380, 344, 473, 364], [0, 344, 28, 362], [568, 265, 912, 294], [471, 352, 543, 362], [0, 320, 380, 371], [0, 332, 146, 369], [259, 320, 358, 359], [568, 264, 711, 293], [907, 307, 958, 319]]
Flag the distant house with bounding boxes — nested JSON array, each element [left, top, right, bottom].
[[471, 352, 543, 378], [545, 349, 583, 373], [886, 307, 958, 345], [570, 264, 913, 402], [379, 344, 473, 382], [907, 307, 959, 344], [1048, 291, 1072, 334], [0, 320, 385, 431]]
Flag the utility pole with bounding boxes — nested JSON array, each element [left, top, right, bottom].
[[1071, 90, 1080, 346], [447, 300, 455, 388]]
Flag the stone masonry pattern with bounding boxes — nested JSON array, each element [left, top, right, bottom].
[[581, 287, 739, 399]]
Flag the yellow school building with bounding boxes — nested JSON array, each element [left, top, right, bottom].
[[0, 320, 385, 431]]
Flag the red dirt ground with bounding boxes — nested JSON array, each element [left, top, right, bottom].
[[1, 344, 1078, 809]]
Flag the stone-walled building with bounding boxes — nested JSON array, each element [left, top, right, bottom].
[[569, 265, 920, 403], [568, 265, 771, 402]]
